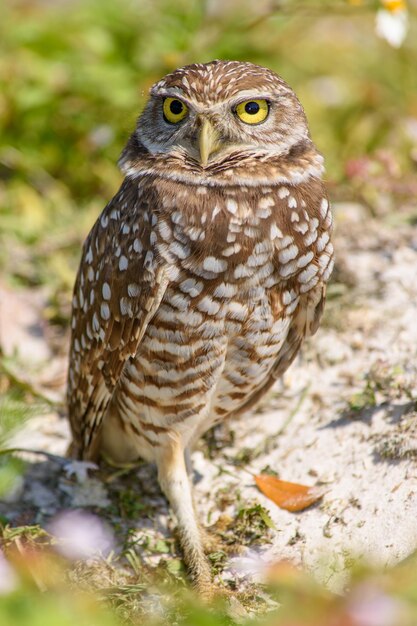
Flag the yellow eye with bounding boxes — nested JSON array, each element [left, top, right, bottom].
[[235, 99, 269, 125], [163, 97, 188, 124]]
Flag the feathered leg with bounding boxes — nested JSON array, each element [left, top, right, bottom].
[[156, 440, 213, 597]]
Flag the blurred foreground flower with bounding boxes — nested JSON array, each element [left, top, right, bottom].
[[347, 582, 407, 626], [0, 549, 18, 595], [229, 550, 305, 587], [48, 510, 114, 561], [376, 0, 408, 48], [229, 548, 269, 582]]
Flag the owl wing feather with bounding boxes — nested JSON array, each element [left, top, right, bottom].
[[67, 179, 168, 459]]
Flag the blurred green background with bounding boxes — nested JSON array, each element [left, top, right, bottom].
[[1, 0, 416, 302]]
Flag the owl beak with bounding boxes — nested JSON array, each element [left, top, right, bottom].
[[198, 117, 221, 167]]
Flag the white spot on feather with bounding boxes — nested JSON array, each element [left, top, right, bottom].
[[278, 187, 290, 199], [278, 244, 298, 264], [180, 278, 203, 298], [322, 257, 334, 281], [226, 199, 238, 214], [133, 238, 143, 253], [234, 264, 253, 279], [297, 251, 314, 268], [300, 275, 319, 293], [320, 198, 329, 218], [100, 303, 110, 320], [316, 231, 330, 252], [304, 230, 318, 246], [197, 296, 220, 316], [120, 297, 132, 316], [222, 243, 241, 257], [144, 251, 154, 269], [126, 285, 139, 300], [214, 282, 237, 298], [203, 257, 227, 273], [270, 223, 283, 240], [298, 264, 318, 284], [259, 196, 274, 209], [102, 283, 111, 300], [85, 247, 93, 264], [158, 221, 171, 241], [212, 205, 221, 221], [294, 222, 309, 235], [279, 260, 298, 278], [119, 255, 128, 271]]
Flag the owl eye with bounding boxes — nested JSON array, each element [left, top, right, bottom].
[[235, 99, 269, 125], [163, 97, 189, 124]]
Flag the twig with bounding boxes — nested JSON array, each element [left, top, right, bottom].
[[0, 447, 68, 466], [0, 359, 62, 408]]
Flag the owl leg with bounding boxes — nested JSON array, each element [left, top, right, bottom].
[[156, 441, 212, 597], [184, 446, 193, 476]]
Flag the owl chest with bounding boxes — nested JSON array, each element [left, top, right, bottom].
[[151, 231, 293, 379], [155, 205, 281, 302], [153, 197, 295, 337], [142, 264, 292, 424], [157, 230, 281, 322]]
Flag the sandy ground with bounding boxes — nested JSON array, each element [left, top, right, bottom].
[[2, 200, 417, 593]]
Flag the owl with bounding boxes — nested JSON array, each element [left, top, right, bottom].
[[67, 60, 334, 595]]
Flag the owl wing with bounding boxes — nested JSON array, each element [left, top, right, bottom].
[[67, 180, 168, 459]]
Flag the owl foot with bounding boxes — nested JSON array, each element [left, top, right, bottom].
[[188, 556, 215, 600], [63, 459, 99, 482], [201, 527, 229, 555], [201, 515, 244, 556]]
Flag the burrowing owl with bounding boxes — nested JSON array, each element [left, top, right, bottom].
[[67, 60, 334, 593]]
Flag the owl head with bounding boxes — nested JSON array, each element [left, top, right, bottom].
[[120, 61, 321, 185]]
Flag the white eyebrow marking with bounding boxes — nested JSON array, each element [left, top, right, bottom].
[[153, 87, 277, 113], [228, 91, 276, 106]]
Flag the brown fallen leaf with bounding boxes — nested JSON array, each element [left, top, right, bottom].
[[254, 474, 325, 512]]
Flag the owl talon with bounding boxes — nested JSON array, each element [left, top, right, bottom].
[[63, 460, 98, 482]]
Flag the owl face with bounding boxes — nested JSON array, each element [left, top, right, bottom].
[[136, 61, 310, 170]]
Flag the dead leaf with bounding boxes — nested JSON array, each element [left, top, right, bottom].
[[254, 474, 325, 512]]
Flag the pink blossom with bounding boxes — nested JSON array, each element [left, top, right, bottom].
[[48, 510, 114, 560], [348, 583, 406, 626]]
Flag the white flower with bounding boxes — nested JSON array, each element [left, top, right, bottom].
[[48, 510, 114, 561], [228, 548, 269, 582], [375, 2, 408, 48], [0, 550, 18, 595]]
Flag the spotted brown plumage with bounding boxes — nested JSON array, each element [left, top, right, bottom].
[[67, 60, 334, 595]]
